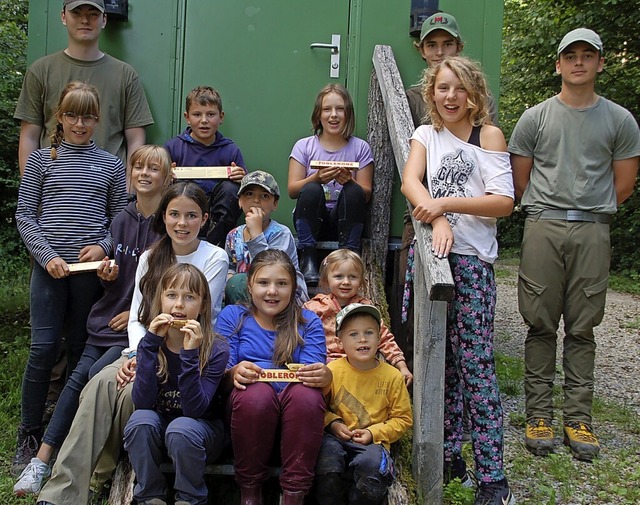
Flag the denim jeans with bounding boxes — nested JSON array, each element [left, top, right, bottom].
[[21, 263, 103, 432], [124, 410, 225, 505], [204, 179, 242, 247], [42, 343, 124, 448], [315, 433, 393, 505]]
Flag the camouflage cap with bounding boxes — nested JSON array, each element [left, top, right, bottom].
[[237, 170, 280, 197]]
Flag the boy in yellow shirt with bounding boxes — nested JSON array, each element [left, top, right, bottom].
[[315, 303, 413, 504]]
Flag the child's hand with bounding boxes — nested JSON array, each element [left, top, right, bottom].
[[180, 319, 204, 350], [148, 313, 172, 337], [170, 162, 177, 181], [351, 428, 373, 445], [97, 256, 118, 281], [334, 167, 353, 185], [331, 421, 353, 441], [108, 311, 129, 333], [46, 257, 70, 279], [296, 363, 332, 389], [317, 166, 340, 184], [116, 356, 136, 390], [430, 216, 454, 259], [232, 361, 262, 390], [245, 207, 264, 239], [228, 162, 246, 181], [78, 244, 106, 262], [396, 361, 413, 388], [412, 199, 446, 224]]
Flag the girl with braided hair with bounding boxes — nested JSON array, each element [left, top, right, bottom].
[[13, 80, 127, 476]]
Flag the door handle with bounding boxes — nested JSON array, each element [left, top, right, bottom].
[[310, 34, 341, 79]]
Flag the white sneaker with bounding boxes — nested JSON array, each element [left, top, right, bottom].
[[13, 457, 50, 496]]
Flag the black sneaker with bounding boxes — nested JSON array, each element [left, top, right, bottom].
[[11, 427, 42, 477], [444, 458, 476, 488], [475, 478, 516, 505]]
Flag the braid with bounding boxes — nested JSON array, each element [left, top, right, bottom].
[[49, 122, 64, 160]]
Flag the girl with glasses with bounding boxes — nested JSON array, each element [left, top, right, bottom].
[[12, 80, 127, 477]]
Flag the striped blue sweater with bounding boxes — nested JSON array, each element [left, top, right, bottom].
[[16, 140, 127, 268]]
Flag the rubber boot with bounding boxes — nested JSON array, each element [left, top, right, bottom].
[[299, 248, 320, 287], [240, 484, 263, 505], [282, 490, 305, 505]]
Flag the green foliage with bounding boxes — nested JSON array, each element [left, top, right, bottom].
[[495, 352, 524, 396], [443, 479, 474, 505], [0, 0, 28, 265], [498, 0, 640, 274]]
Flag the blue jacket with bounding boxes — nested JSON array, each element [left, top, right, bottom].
[[165, 129, 245, 194]]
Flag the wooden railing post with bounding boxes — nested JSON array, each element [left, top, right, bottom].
[[370, 44, 454, 505]]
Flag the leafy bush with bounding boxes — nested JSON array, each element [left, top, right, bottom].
[[0, 1, 29, 269]]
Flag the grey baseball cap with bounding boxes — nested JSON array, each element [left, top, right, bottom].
[[557, 28, 603, 56], [335, 303, 382, 333]]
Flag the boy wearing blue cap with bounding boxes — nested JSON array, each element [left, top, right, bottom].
[[509, 28, 640, 461]]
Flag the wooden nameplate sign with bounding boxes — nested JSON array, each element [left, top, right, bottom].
[[310, 160, 360, 170], [173, 166, 231, 179], [68, 259, 115, 273], [257, 363, 303, 382]]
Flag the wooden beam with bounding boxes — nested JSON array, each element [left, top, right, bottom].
[[372, 44, 454, 505], [365, 69, 394, 281]]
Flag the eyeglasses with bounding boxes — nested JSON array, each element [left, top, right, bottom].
[[62, 112, 99, 126]]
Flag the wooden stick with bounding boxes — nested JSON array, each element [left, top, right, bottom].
[[173, 166, 231, 179], [68, 259, 115, 273]]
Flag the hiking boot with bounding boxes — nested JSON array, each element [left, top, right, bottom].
[[474, 478, 516, 505], [524, 418, 554, 456], [13, 457, 51, 496], [11, 427, 42, 477], [444, 458, 476, 488], [563, 421, 600, 461]]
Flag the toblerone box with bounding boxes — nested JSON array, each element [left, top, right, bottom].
[[257, 369, 302, 382], [173, 166, 231, 179], [310, 160, 360, 170], [68, 259, 115, 273]]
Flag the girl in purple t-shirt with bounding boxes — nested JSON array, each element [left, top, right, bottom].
[[287, 84, 374, 286]]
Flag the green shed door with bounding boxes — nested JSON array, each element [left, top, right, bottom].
[[179, 0, 350, 224]]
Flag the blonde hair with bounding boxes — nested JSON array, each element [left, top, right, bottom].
[[147, 263, 218, 381], [49, 81, 100, 159], [319, 249, 368, 295], [421, 56, 492, 132], [129, 145, 173, 188]]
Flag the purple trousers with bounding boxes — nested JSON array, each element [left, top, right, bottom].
[[228, 382, 325, 493]]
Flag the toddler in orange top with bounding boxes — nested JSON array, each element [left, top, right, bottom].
[[303, 249, 413, 386]]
